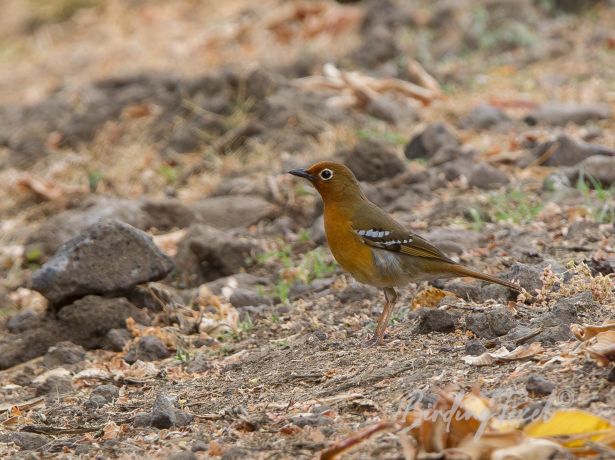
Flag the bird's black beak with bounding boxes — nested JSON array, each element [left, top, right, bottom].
[[288, 168, 315, 181]]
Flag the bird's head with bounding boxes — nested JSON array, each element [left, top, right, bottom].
[[288, 161, 365, 203]]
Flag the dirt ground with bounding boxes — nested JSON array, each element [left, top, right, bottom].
[[0, 1, 614, 459]]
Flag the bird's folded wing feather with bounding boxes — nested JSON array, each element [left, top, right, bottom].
[[351, 203, 456, 264]]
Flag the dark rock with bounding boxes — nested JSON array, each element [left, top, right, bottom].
[[533, 323, 573, 344], [440, 279, 482, 302], [44, 341, 86, 368], [174, 224, 260, 288], [133, 412, 152, 427], [350, 25, 399, 68], [413, 308, 456, 334], [58, 296, 149, 349], [192, 195, 275, 230], [568, 155, 615, 187], [222, 448, 251, 460], [124, 336, 170, 364], [428, 145, 465, 166], [460, 104, 511, 130], [86, 394, 109, 409], [526, 374, 555, 395], [421, 227, 480, 255], [481, 263, 543, 301], [92, 384, 120, 402], [31, 220, 174, 309], [467, 162, 509, 190], [466, 306, 517, 339], [339, 140, 405, 182], [404, 123, 459, 160], [150, 394, 193, 429], [191, 440, 209, 452], [551, 291, 599, 322], [167, 452, 198, 460], [186, 352, 211, 373], [106, 328, 132, 352], [607, 367, 615, 383], [0, 322, 63, 370], [151, 394, 177, 429], [290, 413, 333, 427], [565, 220, 600, 241], [35, 375, 73, 396], [6, 309, 42, 333], [229, 288, 272, 308], [524, 102, 612, 126], [336, 283, 379, 303], [532, 134, 615, 167], [465, 340, 487, 356], [0, 432, 48, 450], [25, 197, 192, 260]]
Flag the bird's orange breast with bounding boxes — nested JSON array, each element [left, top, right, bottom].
[[323, 204, 376, 286]]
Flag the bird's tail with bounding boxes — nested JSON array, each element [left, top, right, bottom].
[[448, 264, 522, 292]]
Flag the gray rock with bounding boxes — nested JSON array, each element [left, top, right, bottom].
[[174, 224, 260, 288], [350, 25, 399, 68], [31, 220, 174, 309], [413, 308, 456, 334], [192, 195, 276, 230], [568, 155, 615, 187], [186, 352, 211, 373], [229, 288, 272, 308], [467, 162, 510, 190], [339, 139, 406, 182], [551, 291, 599, 322], [124, 336, 170, 364], [57, 296, 149, 349], [106, 328, 132, 352], [222, 448, 251, 460], [481, 263, 543, 300], [526, 374, 555, 395], [132, 412, 152, 427], [86, 394, 109, 409], [167, 452, 198, 460], [150, 394, 193, 429], [465, 340, 487, 356], [44, 341, 86, 368], [524, 102, 612, 126], [466, 306, 517, 339], [92, 384, 120, 402], [0, 432, 48, 450], [532, 134, 615, 167], [405, 123, 459, 160], [151, 394, 178, 429], [191, 440, 209, 452], [336, 283, 379, 303], [35, 375, 73, 396], [6, 309, 42, 333], [440, 279, 482, 302], [460, 104, 511, 130], [25, 196, 193, 259]]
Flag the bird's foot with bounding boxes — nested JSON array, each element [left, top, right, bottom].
[[364, 334, 384, 347]]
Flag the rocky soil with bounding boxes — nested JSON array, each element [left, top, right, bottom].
[[0, 0, 614, 458]]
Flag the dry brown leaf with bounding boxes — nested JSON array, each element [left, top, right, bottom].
[[571, 322, 615, 341], [411, 286, 451, 309], [584, 331, 615, 366], [102, 421, 121, 440], [463, 343, 543, 366]]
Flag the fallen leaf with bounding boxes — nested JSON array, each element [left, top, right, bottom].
[[584, 331, 615, 366], [524, 409, 615, 450]]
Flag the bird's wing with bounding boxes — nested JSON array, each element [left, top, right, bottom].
[[351, 201, 457, 264]]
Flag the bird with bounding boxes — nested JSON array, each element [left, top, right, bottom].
[[289, 161, 521, 344]]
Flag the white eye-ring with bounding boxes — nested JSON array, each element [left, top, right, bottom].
[[319, 168, 333, 180]]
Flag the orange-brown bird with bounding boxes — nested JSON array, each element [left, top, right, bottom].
[[289, 161, 521, 344]]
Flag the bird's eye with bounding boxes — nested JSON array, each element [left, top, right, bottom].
[[319, 169, 333, 180]]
